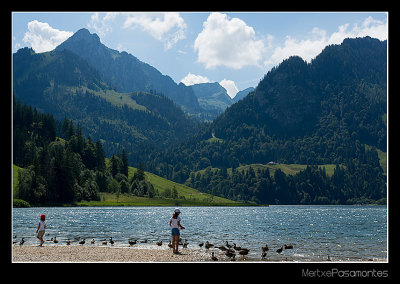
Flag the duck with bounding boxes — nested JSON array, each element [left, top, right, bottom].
[[168, 241, 173, 249], [102, 240, 107, 245], [225, 250, 235, 259], [284, 244, 293, 249], [238, 248, 249, 260], [109, 237, 114, 245], [156, 240, 163, 246], [261, 251, 267, 259], [53, 237, 58, 244], [79, 239, 86, 245], [262, 244, 269, 252], [198, 242, 204, 248], [129, 239, 137, 246], [225, 241, 232, 249], [239, 248, 249, 256], [183, 239, 189, 248], [205, 241, 213, 249], [216, 245, 227, 251], [211, 252, 218, 261], [140, 239, 148, 243], [91, 239, 95, 244], [233, 243, 242, 251], [276, 246, 283, 254], [19, 238, 25, 246], [66, 239, 71, 245]]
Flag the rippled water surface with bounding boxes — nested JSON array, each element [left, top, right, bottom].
[[12, 205, 387, 261]]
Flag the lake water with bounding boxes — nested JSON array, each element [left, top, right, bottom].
[[12, 205, 387, 262]]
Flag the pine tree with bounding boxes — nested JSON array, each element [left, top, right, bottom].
[[95, 141, 105, 171], [121, 149, 129, 177]]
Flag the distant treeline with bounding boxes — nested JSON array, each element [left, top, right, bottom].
[[186, 158, 386, 205], [13, 97, 154, 205]]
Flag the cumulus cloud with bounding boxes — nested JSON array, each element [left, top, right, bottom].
[[22, 20, 73, 53], [87, 12, 119, 37], [87, 12, 186, 49], [194, 12, 265, 69], [180, 72, 211, 86], [219, 79, 239, 98], [123, 12, 187, 49], [265, 16, 388, 67]]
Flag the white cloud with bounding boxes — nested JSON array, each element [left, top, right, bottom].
[[22, 20, 73, 53], [181, 73, 239, 98], [123, 12, 186, 49], [265, 29, 328, 66], [330, 16, 387, 43], [180, 72, 211, 86], [87, 12, 186, 49], [87, 12, 120, 37], [265, 16, 388, 67], [220, 79, 239, 98], [194, 12, 265, 69]]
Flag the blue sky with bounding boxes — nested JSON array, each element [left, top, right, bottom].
[[12, 12, 388, 98]]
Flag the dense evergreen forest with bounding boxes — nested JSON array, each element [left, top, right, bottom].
[[184, 155, 386, 205], [13, 97, 155, 205]]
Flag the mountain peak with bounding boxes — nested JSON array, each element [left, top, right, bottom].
[[74, 28, 100, 42], [53, 27, 201, 114], [56, 28, 101, 52]]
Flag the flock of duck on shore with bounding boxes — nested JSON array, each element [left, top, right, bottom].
[[13, 235, 296, 261], [199, 240, 294, 261]]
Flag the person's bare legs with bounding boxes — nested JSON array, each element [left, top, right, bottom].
[[173, 235, 180, 253], [172, 235, 177, 253], [37, 234, 44, 246]]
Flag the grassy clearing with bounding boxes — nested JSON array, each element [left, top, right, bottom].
[[12, 162, 241, 206], [78, 161, 242, 206], [376, 148, 387, 176], [77, 192, 243, 207], [233, 163, 338, 177], [365, 145, 387, 176], [12, 164, 21, 197], [194, 163, 339, 178], [126, 166, 240, 206]]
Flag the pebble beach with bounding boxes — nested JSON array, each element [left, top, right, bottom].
[[12, 245, 211, 262]]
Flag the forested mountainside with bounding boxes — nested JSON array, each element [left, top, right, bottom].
[[13, 47, 199, 165], [144, 37, 387, 204]]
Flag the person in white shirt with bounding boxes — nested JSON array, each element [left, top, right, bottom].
[[169, 208, 185, 254], [36, 214, 47, 246]]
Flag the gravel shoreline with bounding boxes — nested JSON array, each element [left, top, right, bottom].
[[12, 245, 385, 263], [12, 245, 211, 262]]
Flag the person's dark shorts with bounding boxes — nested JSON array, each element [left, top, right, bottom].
[[171, 228, 180, 236]]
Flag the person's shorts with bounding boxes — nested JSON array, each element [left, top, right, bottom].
[[171, 228, 180, 236], [37, 230, 45, 238]]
